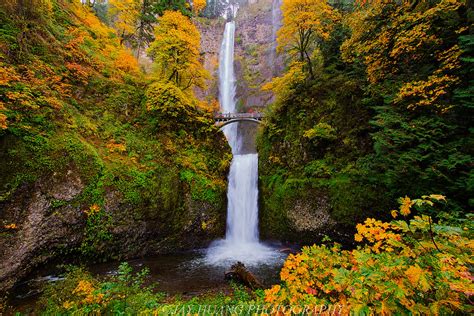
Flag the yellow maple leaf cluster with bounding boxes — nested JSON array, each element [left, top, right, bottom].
[[73, 280, 104, 305]]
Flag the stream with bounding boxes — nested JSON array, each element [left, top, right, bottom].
[[8, 247, 288, 313]]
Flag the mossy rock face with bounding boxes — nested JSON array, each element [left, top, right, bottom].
[[0, 133, 229, 294], [0, 161, 86, 293], [0, 0, 232, 295], [259, 182, 338, 244]]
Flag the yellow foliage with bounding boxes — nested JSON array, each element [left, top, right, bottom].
[[193, 0, 207, 14], [278, 0, 339, 78], [355, 218, 402, 253], [197, 98, 220, 113], [278, 0, 338, 50], [67, 2, 140, 80], [108, 0, 141, 41], [114, 50, 140, 75], [62, 301, 74, 310], [399, 196, 413, 216], [73, 280, 103, 305], [341, 0, 466, 111], [71, 2, 113, 40], [264, 196, 474, 314], [148, 10, 209, 90], [106, 141, 127, 153], [4, 223, 18, 229], [262, 61, 305, 103], [405, 264, 423, 285], [395, 45, 462, 111], [73, 280, 95, 296]]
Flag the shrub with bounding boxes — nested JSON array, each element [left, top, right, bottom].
[[40, 263, 164, 314], [264, 195, 474, 315]]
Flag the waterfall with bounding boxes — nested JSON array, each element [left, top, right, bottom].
[[206, 16, 279, 266], [219, 21, 240, 153], [226, 154, 259, 243]]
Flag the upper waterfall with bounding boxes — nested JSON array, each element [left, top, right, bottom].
[[219, 21, 240, 154], [219, 21, 236, 114]]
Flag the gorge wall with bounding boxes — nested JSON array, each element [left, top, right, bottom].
[[0, 1, 231, 294]]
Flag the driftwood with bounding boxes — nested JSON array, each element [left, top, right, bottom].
[[224, 262, 263, 289]]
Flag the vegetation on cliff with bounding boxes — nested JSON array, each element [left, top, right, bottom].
[[258, 0, 473, 240], [0, 0, 230, 264]]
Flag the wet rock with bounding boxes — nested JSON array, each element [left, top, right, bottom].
[[0, 166, 85, 293], [287, 196, 335, 232]]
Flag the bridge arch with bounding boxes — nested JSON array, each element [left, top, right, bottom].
[[214, 112, 264, 129], [216, 118, 262, 129]]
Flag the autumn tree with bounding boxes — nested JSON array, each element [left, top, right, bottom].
[[107, 0, 205, 58], [278, 0, 339, 79], [108, 0, 141, 46], [148, 10, 209, 90], [341, 0, 473, 207], [1, 0, 53, 20], [192, 0, 206, 14]]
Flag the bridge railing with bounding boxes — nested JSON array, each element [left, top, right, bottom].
[[214, 112, 264, 120]]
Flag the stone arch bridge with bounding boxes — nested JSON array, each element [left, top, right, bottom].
[[214, 112, 264, 128]]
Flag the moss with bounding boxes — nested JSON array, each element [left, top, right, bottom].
[[180, 169, 222, 204], [0, 0, 231, 264]]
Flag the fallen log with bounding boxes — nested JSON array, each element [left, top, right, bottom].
[[224, 261, 263, 290]]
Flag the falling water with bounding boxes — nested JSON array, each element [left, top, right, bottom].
[[226, 154, 259, 243], [206, 15, 281, 266], [219, 21, 240, 153]]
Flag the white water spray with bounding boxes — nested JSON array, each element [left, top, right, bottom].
[[206, 14, 281, 267]]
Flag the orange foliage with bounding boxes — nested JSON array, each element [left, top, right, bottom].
[[73, 280, 104, 305], [193, 0, 207, 14], [84, 204, 101, 217], [341, 0, 466, 111], [278, 0, 339, 78], [197, 98, 220, 113], [106, 141, 127, 153], [4, 223, 18, 229], [65, 62, 91, 84], [264, 196, 474, 314], [113, 50, 140, 76], [0, 0, 144, 134]]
